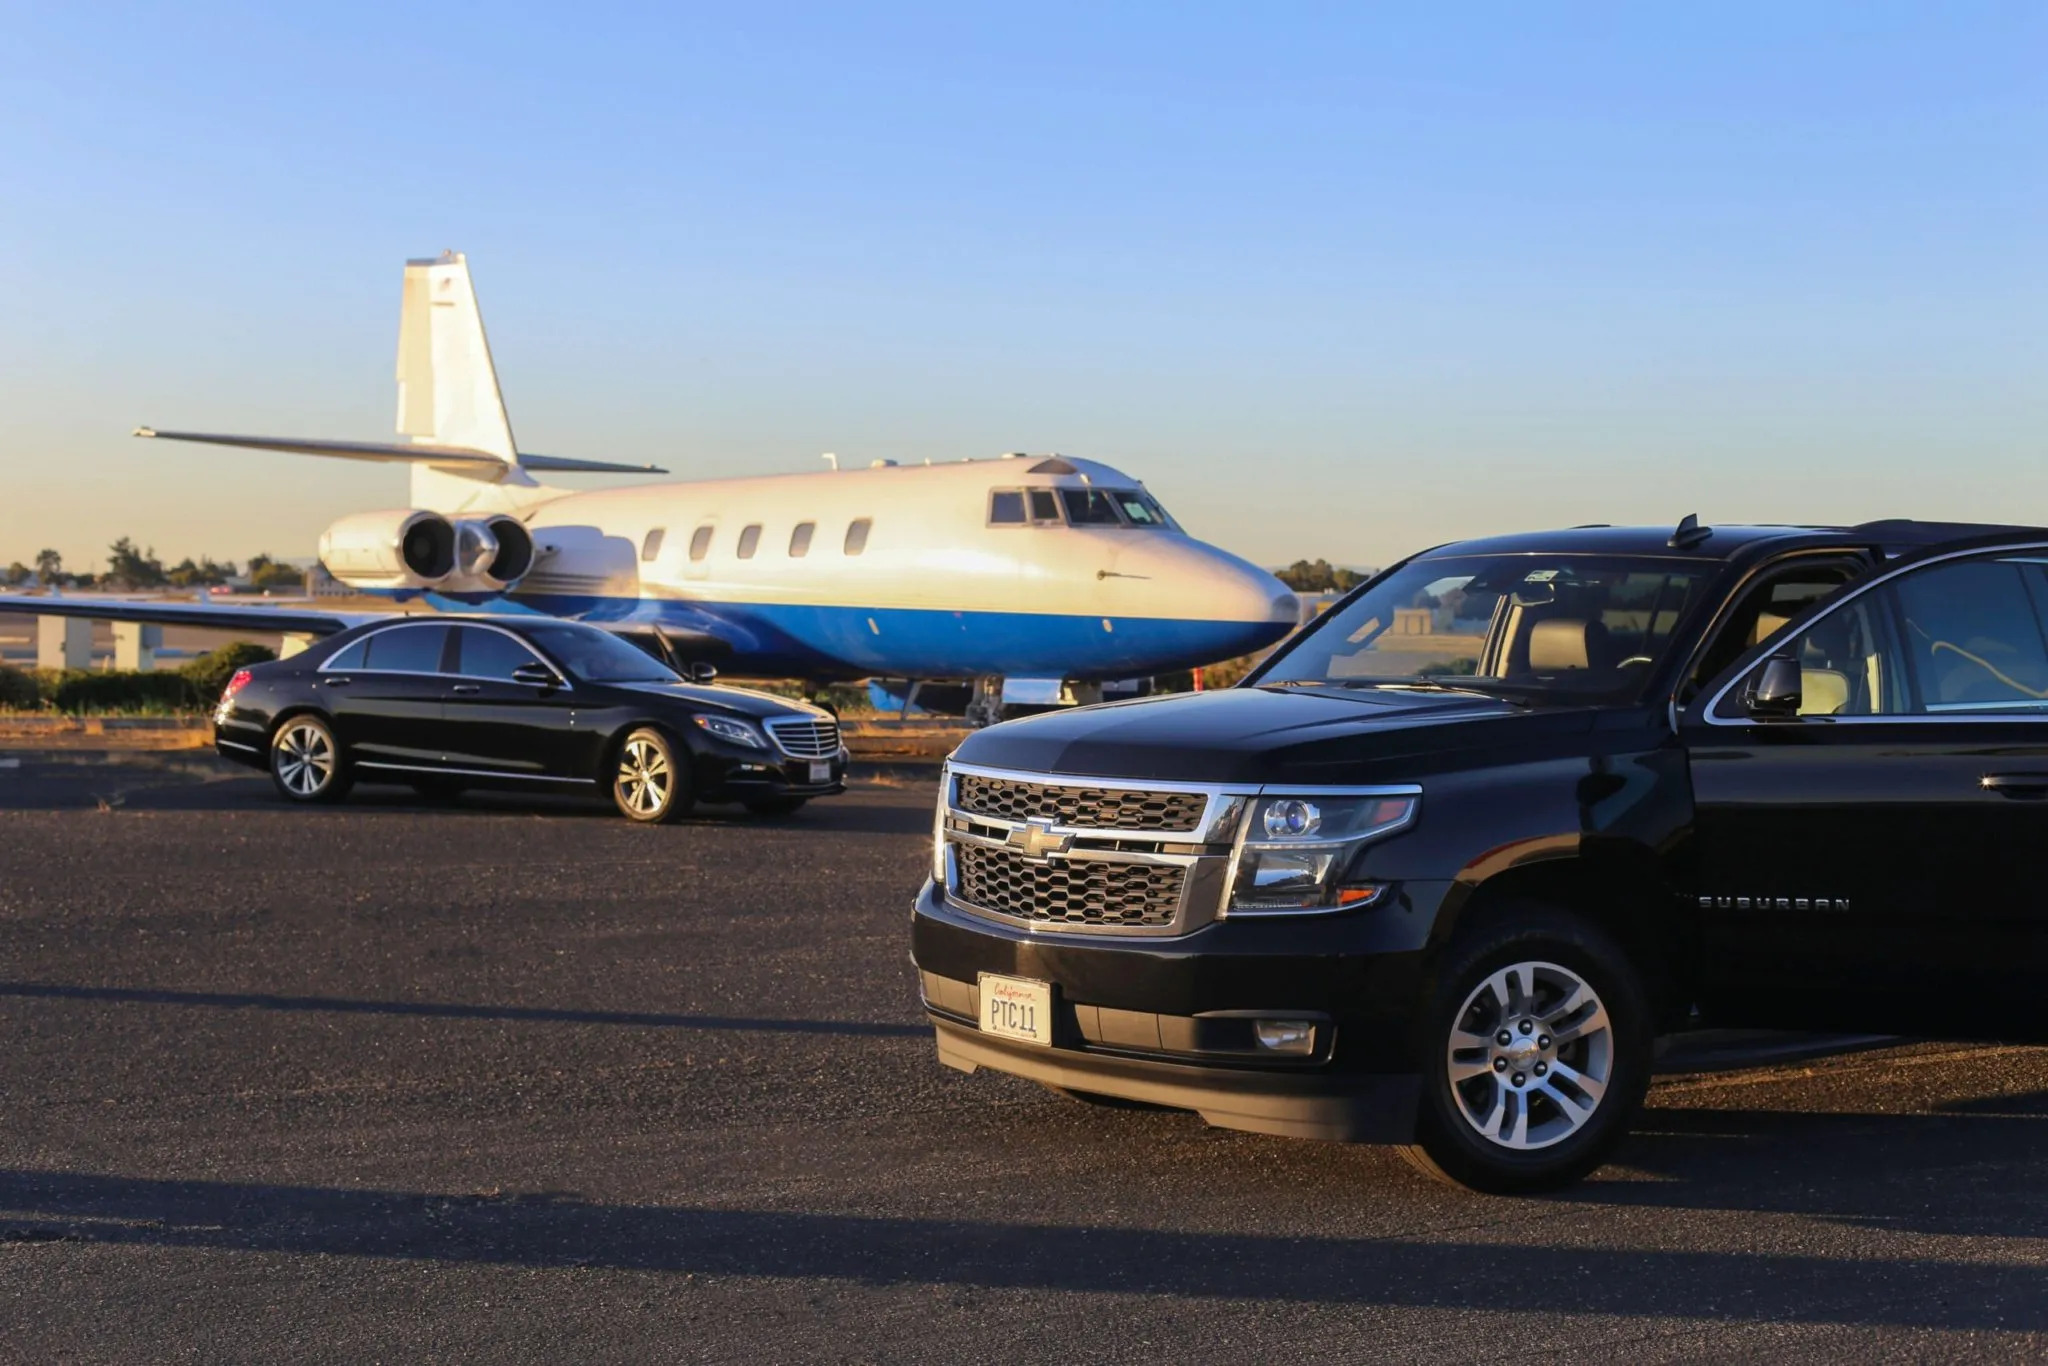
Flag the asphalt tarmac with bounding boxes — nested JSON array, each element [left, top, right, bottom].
[[2, 755, 2046, 1363]]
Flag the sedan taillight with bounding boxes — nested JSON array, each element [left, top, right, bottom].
[[219, 669, 254, 706]]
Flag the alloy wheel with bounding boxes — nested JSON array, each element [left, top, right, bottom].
[[274, 721, 335, 797], [616, 736, 672, 817], [1444, 959, 1613, 1151]]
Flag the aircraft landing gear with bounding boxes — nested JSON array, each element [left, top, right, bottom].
[[966, 677, 1006, 729]]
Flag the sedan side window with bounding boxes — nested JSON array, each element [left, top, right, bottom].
[[1895, 559, 2048, 714], [363, 624, 453, 674], [323, 638, 368, 671], [454, 626, 543, 681]]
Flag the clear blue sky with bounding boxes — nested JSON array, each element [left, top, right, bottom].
[[2, 2, 2043, 573]]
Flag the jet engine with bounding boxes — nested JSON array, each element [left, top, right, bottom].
[[317, 509, 459, 590], [444, 516, 536, 593], [316, 510, 535, 593]]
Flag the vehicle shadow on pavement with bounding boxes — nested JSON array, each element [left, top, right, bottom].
[[1585, 1101, 2048, 1238], [0, 981, 925, 1038], [0, 1164, 2040, 1331]]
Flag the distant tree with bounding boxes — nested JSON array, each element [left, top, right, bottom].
[[106, 537, 168, 589], [251, 561, 305, 592], [246, 552, 274, 578], [1275, 558, 1366, 593], [165, 555, 236, 588], [34, 548, 62, 583], [2, 562, 27, 586]]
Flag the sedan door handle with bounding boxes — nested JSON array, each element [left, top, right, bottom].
[[1981, 773, 2048, 798], [323, 676, 352, 687], [449, 684, 482, 695]]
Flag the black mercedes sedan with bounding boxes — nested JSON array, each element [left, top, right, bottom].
[[210, 615, 847, 822]]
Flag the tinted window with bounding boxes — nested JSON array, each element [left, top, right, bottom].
[[363, 624, 451, 673], [641, 529, 665, 562], [522, 623, 677, 683], [789, 522, 815, 557], [844, 518, 871, 555], [989, 491, 1026, 525], [689, 526, 714, 561], [324, 638, 368, 670], [1028, 490, 1061, 522], [736, 524, 762, 559], [1897, 559, 2048, 712], [1261, 555, 1711, 706], [1723, 591, 1903, 718], [455, 626, 542, 681], [1061, 489, 1124, 525]]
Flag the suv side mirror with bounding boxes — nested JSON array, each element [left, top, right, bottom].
[[686, 661, 718, 684], [1745, 654, 1802, 718], [512, 662, 563, 689]]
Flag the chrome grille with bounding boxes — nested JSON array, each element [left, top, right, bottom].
[[955, 773, 1206, 832], [766, 717, 841, 759], [953, 844, 1186, 929]]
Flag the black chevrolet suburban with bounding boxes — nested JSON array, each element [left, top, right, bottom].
[[912, 518, 2048, 1191]]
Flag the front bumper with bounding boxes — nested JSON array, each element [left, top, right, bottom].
[[693, 743, 849, 802], [912, 878, 1449, 1143]]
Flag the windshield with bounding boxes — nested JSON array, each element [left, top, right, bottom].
[[1052, 486, 1177, 529], [524, 623, 679, 684], [1256, 554, 1714, 704]]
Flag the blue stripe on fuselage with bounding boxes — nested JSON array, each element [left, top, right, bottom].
[[415, 591, 1292, 679]]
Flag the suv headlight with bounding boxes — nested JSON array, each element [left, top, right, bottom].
[[694, 714, 766, 748], [1229, 794, 1417, 914]]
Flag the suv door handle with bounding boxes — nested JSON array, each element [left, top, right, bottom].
[[1981, 774, 2048, 797], [449, 684, 481, 695]]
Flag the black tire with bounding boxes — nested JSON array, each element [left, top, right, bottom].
[[744, 796, 809, 817], [1399, 906, 1651, 1194], [268, 714, 352, 805], [611, 726, 692, 824]]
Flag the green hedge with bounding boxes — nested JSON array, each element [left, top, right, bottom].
[[0, 642, 278, 714]]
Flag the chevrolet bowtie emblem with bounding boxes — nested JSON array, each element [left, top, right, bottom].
[[1007, 820, 1073, 861]]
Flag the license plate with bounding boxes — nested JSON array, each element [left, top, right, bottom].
[[978, 973, 1054, 1046], [807, 760, 831, 784]]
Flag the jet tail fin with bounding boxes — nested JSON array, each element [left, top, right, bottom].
[[396, 252, 518, 466], [133, 252, 665, 513]]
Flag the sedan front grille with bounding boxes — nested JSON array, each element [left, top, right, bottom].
[[955, 773, 1207, 833], [766, 718, 841, 759], [953, 844, 1186, 929]]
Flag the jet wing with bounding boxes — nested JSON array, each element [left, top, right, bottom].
[[134, 428, 666, 475], [0, 594, 375, 637]]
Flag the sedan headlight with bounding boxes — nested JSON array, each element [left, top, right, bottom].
[[693, 714, 766, 748], [1229, 794, 1417, 914]]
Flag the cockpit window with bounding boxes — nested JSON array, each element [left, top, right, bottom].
[[1256, 554, 1713, 706], [1109, 489, 1173, 528], [1027, 490, 1061, 522], [1060, 488, 1125, 526], [989, 491, 1026, 525]]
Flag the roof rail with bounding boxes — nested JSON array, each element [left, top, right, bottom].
[[1668, 513, 1713, 549]]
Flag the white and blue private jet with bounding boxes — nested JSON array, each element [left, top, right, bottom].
[[4, 254, 1299, 714]]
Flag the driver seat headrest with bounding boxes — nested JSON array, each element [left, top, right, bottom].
[[1528, 618, 1610, 672]]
